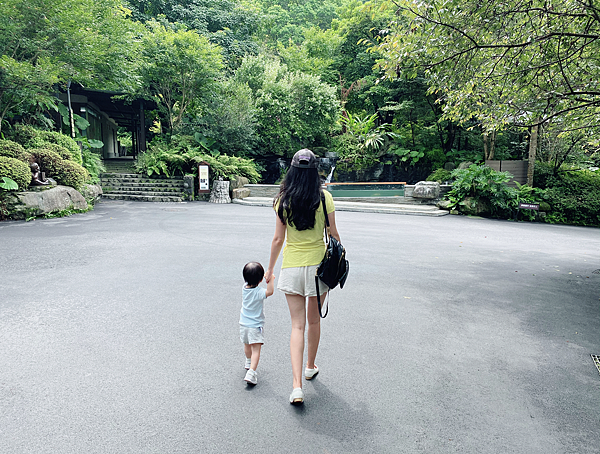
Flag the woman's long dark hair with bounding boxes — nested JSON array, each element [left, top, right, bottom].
[[274, 166, 322, 230]]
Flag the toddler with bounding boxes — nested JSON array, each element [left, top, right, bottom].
[[240, 262, 274, 385]]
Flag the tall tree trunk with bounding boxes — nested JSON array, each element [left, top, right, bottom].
[[489, 130, 496, 160], [527, 123, 539, 186], [483, 133, 489, 159]]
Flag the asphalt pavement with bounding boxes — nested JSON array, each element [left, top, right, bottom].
[[0, 199, 599, 453]]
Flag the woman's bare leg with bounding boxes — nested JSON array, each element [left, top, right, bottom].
[[306, 293, 326, 369], [286, 293, 306, 389]]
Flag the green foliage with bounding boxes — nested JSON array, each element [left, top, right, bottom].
[[426, 168, 452, 183], [81, 148, 105, 183], [446, 164, 515, 217], [535, 168, 600, 226], [140, 21, 224, 133], [0, 140, 32, 162], [135, 136, 261, 182], [0, 176, 19, 190], [376, 0, 600, 135], [234, 56, 339, 157], [31, 142, 73, 162], [54, 160, 89, 190], [28, 149, 64, 177], [0, 156, 32, 189]]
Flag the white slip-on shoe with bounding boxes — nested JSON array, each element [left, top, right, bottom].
[[244, 369, 257, 385], [289, 387, 304, 404], [244, 358, 252, 370], [305, 365, 319, 380]]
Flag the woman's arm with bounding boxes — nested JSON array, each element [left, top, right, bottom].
[[327, 211, 341, 243], [265, 216, 286, 283]]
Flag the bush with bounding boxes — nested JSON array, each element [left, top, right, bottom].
[[446, 164, 515, 217], [55, 160, 89, 190], [0, 140, 32, 163], [81, 148, 105, 183], [7, 124, 83, 164], [34, 142, 74, 162], [134, 137, 261, 183], [0, 156, 32, 189], [32, 132, 82, 165], [28, 148, 64, 177], [542, 170, 600, 226], [426, 168, 453, 183]]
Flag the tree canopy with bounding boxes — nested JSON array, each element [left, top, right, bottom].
[[376, 0, 600, 134]]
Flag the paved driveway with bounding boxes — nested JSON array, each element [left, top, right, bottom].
[[1, 200, 599, 453]]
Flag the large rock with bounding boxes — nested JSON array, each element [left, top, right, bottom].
[[79, 184, 103, 204], [230, 176, 249, 190], [232, 187, 250, 199], [459, 196, 490, 216], [8, 185, 88, 219], [412, 181, 441, 199]]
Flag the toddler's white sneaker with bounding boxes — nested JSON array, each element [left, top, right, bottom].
[[244, 369, 257, 385], [289, 387, 304, 404]]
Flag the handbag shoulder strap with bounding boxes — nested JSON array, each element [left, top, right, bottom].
[[321, 192, 330, 243]]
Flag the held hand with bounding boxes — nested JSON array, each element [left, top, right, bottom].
[[264, 269, 273, 283]]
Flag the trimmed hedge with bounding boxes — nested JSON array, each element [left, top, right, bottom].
[[8, 125, 83, 165], [55, 160, 89, 190], [0, 140, 32, 163], [28, 148, 64, 177], [0, 156, 31, 189]]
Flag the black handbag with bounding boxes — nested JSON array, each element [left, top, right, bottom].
[[315, 193, 349, 318]]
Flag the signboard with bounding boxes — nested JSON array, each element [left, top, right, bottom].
[[199, 164, 209, 193], [518, 202, 539, 210]]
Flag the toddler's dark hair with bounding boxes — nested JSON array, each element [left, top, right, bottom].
[[243, 262, 264, 287]]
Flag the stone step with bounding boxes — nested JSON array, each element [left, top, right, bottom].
[[233, 197, 449, 216], [103, 190, 184, 197], [102, 193, 184, 203], [102, 186, 183, 193], [100, 179, 185, 188]]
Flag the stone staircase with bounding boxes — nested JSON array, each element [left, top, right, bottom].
[[100, 173, 186, 202], [102, 158, 136, 174]]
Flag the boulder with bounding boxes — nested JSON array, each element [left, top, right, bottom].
[[412, 181, 441, 199], [459, 196, 490, 216], [232, 187, 250, 199], [436, 199, 452, 210], [8, 185, 88, 219], [458, 161, 474, 170], [79, 184, 103, 204], [230, 176, 249, 190]]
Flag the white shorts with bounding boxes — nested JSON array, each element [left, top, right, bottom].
[[240, 326, 264, 344], [277, 265, 330, 297]]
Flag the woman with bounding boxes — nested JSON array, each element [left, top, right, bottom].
[[265, 149, 341, 405]]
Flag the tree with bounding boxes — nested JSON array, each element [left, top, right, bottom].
[[376, 0, 600, 132], [140, 21, 224, 133], [234, 55, 339, 156]]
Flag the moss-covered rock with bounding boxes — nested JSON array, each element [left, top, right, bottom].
[[0, 156, 32, 189]]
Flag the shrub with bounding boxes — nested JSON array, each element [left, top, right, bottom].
[[542, 170, 600, 226], [0, 156, 32, 189], [0, 140, 32, 163], [446, 164, 516, 217], [28, 148, 64, 177], [7, 124, 83, 164], [426, 168, 453, 183], [32, 132, 82, 165], [55, 160, 89, 190], [33, 142, 74, 161], [81, 148, 105, 183], [134, 136, 261, 183]]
